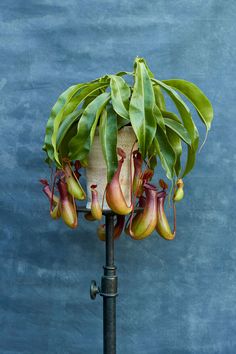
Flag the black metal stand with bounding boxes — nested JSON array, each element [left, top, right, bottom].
[[90, 213, 117, 354], [78, 208, 118, 354]]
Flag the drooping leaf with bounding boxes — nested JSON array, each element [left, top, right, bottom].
[[182, 146, 197, 178], [117, 115, 130, 130], [153, 84, 166, 110], [153, 104, 166, 132], [44, 83, 86, 163], [148, 155, 158, 170], [54, 82, 111, 163], [129, 58, 157, 158], [166, 127, 182, 177], [68, 92, 110, 162], [82, 92, 103, 109], [161, 111, 183, 176], [163, 118, 191, 145], [56, 109, 83, 151], [147, 141, 158, 170], [153, 79, 200, 176], [162, 116, 197, 178], [154, 127, 176, 180], [115, 71, 133, 76], [152, 79, 199, 151], [161, 110, 181, 122], [42, 144, 52, 166], [163, 117, 196, 178], [163, 79, 214, 132], [58, 121, 78, 160], [110, 75, 130, 120], [99, 105, 118, 182]]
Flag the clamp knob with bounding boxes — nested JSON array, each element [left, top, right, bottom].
[[90, 280, 100, 300]]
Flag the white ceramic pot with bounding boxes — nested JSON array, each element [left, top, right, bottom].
[[85, 126, 138, 210]]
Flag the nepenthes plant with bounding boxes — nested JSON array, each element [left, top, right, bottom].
[[40, 57, 214, 241]]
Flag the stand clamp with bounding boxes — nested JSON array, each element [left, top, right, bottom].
[[90, 280, 100, 300], [90, 267, 118, 300]]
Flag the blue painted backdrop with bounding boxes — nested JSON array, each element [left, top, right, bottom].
[[1, 1, 235, 353]]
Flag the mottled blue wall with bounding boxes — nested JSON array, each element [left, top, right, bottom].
[[1, 1, 235, 353]]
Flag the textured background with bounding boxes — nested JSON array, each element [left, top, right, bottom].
[[1, 1, 236, 353]]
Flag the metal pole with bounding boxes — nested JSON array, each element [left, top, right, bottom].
[[86, 207, 142, 353], [89, 212, 118, 354], [102, 214, 117, 354]]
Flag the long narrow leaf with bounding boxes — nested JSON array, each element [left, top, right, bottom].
[[51, 82, 109, 165], [99, 105, 118, 182], [152, 79, 199, 150], [183, 146, 197, 178], [153, 79, 199, 176], [162, 110, 197, 177], [58, 121, 78, 161], [163, 118, 191, 145], [147, 140, 158, 170], [162, 111, 183, 176], [166, 127, 182, 177], [110, 75, 130, 120], [153, 104, 166, 132], [68, 92, 110, 162], [44, 83, 85, 163], [56, 109, 83, 150], [129, 58, 157, 158], [115, 71, 133, 76], [155, 127, 176, 180], [140, 57, 154, 78], [164, 118, 196, 178], [117, 115, 130, 130], [161, 110, 181, 123], [153, 84, 166, 110], [163, 79, 214, 132]]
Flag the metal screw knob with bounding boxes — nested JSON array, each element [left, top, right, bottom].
[[90, 280, 100, 300]]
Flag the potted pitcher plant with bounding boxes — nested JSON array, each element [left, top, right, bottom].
[[40, 57, 214, 241]]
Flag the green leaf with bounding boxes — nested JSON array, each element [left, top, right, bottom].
[[56, 109, 83, 150], [163, 79, 214, 131], [161, 110, 181, 123], [152, 79, 199, 151], [68, 92, 110, 162], [99, 105, 118, 182], [183, 146, 197, 178], [163, 118, 191, 145], [52, 82, 110, 164], [153, 79, 200, 177], [153, 84, 166, 110], [161, 111, 183, 176], [153, 104, 166, 132], [147, 142, 158, 170], [161, 109, 198, 177], [164, 117, 196, 178], [58, 121, 78, 160], [129, 58, 157, 158], [110, 75, 130, 120], [153, 127, 176, 180], [44, 83, 86, 163], [115, 71, 133, 76], [45, 81, 110, 166], [62, 95, 82, 117], [117, 115, 130, 130], [166, 127, 182, 177], [82, 93, 102, 109], [137, 57, 154, 78]]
